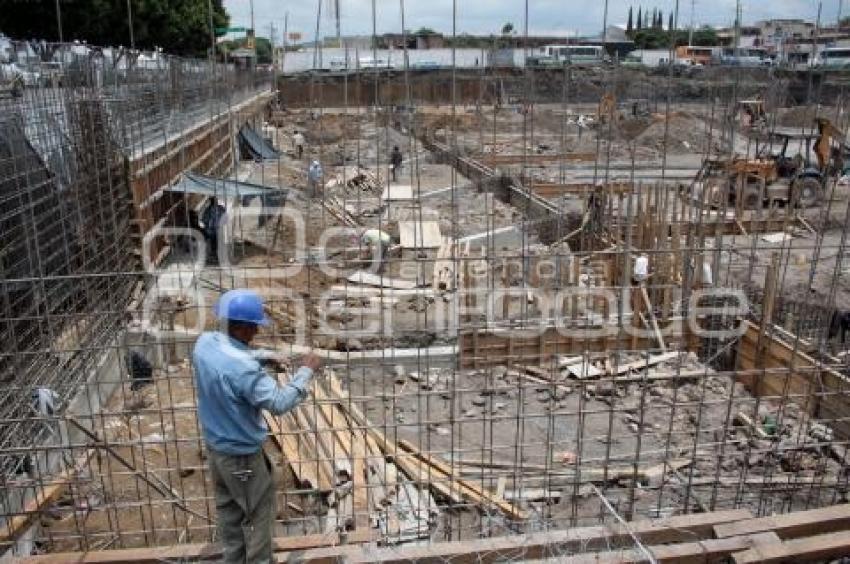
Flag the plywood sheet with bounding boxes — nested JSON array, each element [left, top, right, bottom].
[[381, 184, 414, 201], [398, 221, 442, 249], [346, 270, 418, 290]]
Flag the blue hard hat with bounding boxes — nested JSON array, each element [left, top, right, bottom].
[[214, 289, 270, 326]]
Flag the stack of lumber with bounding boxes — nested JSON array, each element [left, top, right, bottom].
[[266, 368, 529, 542], [324, 166, 382, 197], [322, 196, 359, 227], [329, 380, 528, 522], [264, 371, 436, 542], [448, 457, 692, 493]]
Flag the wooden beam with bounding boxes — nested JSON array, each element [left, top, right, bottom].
[[342, 509, 753, 563], [0, 450, 94, 543], [714, 503, 850, 540], [531, 182, 632, 198], [640, 285, 666, 352], [732, 530, 850, 563], [541, 532, 780, 564], [21, 531, 373, 563], [477, 153, 596, 166], [609, 351, 681, 376], [395, 439, 528, 521]]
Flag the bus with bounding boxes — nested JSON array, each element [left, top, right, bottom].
[[674, 46, 717, 66], [817, 47, 850, 69], [719, 47, 772, 67], [537, 45, 608, 65]]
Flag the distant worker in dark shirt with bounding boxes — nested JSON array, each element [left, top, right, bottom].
[[201, 197, 226, 264], [390, 146, 403, 182]]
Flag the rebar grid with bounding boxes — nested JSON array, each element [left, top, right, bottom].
[[2, 6, 850, 561]]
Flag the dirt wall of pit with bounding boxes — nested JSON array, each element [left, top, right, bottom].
[[278, 68, 850, 108]]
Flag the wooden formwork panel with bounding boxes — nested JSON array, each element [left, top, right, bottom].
[[736, 320, 850, 440], [458, 327, 670, 369]]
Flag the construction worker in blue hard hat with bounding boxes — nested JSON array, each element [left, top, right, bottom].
[[192, 289, 320, 564]]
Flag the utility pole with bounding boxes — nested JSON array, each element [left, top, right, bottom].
[[55, 0, 63, 43], [688, 0, 695, 46], [840, 0, 845, 27], [602, 0, 609, 44], [283, 12, 289, 71], [335, 0, 342, 48], [250, 0, 256, 58], [127, 0, 135, 50], [813, 1, 822, 65], [734, 0, 741, 54], [269, 22, 276, 68]]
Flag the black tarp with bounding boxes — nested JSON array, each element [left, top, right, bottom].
[[167, 171, 288, 200], [238, 124, 280, 161]]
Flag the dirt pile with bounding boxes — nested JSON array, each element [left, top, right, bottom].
[[634, 112, 720, 154], [776, 106, 841, 128]]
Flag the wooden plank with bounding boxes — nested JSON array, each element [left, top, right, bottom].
[[0, 450, 95, 542], [328, 285, 433, 298], [21, 531, 373, 563], [646, 533, 780, 563], [343, 509, 753, 563], [398, 221, 442, 249], [609, 352, 681, 376], [520, 532, 779, 564], [346, 270, 418, 290], [714, 503, 850, 540], [396, 439, 528, 520], [566, 361, 603, 379], [312, 381, 371, 530], [477, 153, 596, 166], [530, 182, 632, 198], [264, 408, 323, 491], [640, 285, 666, 352], [733, 530, 850, 563]]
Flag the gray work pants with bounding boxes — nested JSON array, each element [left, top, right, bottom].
[[209, 449, 275, 564]]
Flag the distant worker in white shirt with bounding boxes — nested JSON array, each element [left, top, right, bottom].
[[307, 160, 323, 198], [359, 228, 393, 273], [292, 131, 305, 159]]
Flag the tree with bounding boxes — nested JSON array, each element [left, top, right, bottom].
[[626, 7, 634, 35], [651, 8, 657, 30], [501, 22, 514, 35], [637, 7, 643, 31], [668, 12, 674, 31], [0, 0, 228, 57], [631, 27, 666, 49], [690, 25, 718, 46], [415, 27, 437, 36], [644, 8, 650, 29]]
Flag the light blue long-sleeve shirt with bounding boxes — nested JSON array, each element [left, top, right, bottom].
[[192, 331, 313, 455]]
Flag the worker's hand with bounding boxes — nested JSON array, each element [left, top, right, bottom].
[[301, 352, 322, 372], [255, 349, 292, 371]]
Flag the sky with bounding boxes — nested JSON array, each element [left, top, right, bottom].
[[224, 0, 845, 42]]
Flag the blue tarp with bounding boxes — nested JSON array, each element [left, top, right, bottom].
[[238, 124, 280, 161]]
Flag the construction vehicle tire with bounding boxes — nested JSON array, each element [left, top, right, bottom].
[[792, 177, 822, 208]]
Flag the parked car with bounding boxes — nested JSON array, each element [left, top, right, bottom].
[[0, 62, 40, 87]]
